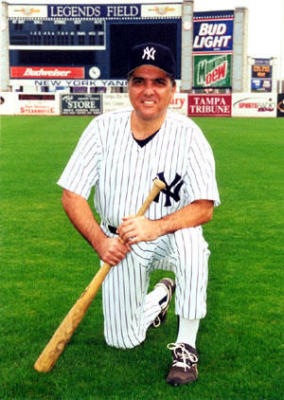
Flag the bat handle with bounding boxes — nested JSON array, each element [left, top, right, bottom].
[[137, 179, 166, 216]]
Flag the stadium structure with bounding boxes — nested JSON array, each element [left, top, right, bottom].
[[1, 0, 283, 117]]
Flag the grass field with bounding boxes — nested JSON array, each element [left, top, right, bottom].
[[1, 115, 284, 400]]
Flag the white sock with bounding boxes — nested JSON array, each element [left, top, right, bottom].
[[176, 318, 200, 348], [147, 285, 168, 308]]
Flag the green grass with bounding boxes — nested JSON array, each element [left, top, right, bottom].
[[1, 116, 284, 400]]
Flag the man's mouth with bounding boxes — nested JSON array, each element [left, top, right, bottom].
[[142, 100, 155, 105]]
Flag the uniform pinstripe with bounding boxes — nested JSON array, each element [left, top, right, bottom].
[[58, 108, 220, 349]]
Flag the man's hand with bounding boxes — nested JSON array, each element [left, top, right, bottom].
[[117, 216, 162, 245], [61, 189, 130, 267], [117, 200, 214, 245], [95, 237, 131, 266]]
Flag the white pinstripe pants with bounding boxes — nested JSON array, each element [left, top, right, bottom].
[[102, 227, 211, 349]]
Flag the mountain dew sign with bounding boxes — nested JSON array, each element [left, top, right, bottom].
[[194, 54, 232, 88]]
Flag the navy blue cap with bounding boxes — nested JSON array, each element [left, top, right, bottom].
[[128, 42, 176, 78]]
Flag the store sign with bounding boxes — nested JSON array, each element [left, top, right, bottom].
[[188, 94, 231, 117], [193, 11, 234, 54], [232, 93, 277, 117], [61, 94, 102, 115], [10, 67, 84, 79], [194, 54, 232, 87]]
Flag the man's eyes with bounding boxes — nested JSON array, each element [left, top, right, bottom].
[[132, 78, 144, 85], [155, 79, 167, 86], [132, 78, 167, 86]]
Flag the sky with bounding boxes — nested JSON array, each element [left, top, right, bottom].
[[194, 0, 284, 79]]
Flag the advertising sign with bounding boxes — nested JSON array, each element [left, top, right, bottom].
[[102, 93, 187, 115], [61, 94, 102, 115], [169, 93, 188, 115], [194, 54, 231, 88], [251, 59, 272, 92], [232, 93, 277, 117], [16, 94, 59, 115], [251, 79, 272, 92], [193, 11, 234, 54], [188, 94, 231, 117], [103, 93, 131, 113], [10, 67, 84, 79], [277, 94, 284, 118]]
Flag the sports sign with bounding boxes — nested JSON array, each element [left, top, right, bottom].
[[61, 94, 102, 115], [10, 67, 84, 79], [188, 94, 231, 117], [193, 11, 234, 54], [232, 93, 277, 117], [194, 54, 231, 88]]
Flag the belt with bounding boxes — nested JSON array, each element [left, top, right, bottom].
[[108, 225, 117, 235]]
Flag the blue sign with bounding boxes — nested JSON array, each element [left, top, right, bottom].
[[193, 11, 234, 54], [48, 4, 141, 18]]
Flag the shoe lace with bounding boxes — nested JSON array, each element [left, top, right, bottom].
[[167, 343, 198, 371]]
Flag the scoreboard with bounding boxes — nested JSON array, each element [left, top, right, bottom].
[[7, 2, 182, 89], [9, 18, 106, 48]]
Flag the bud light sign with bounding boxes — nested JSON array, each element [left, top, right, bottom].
[[193, 11, 234, 54]]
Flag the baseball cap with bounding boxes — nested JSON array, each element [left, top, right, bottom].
[[127, 42, 176, 78]]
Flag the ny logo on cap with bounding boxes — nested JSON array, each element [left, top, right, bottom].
[[142, 46, 156, 61]]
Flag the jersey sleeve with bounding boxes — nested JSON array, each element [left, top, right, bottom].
[[57, 118, 102, 200], [185, 125, 220, 206]]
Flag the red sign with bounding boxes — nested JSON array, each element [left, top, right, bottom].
[[188, 94, 231, 117], [10, 66, 84, 79]]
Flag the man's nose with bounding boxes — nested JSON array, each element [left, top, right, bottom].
[[143, 81, 155, 95]]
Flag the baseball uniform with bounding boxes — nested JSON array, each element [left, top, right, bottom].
[[58, 108, 220, 349]]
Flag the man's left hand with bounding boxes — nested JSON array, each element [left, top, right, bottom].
[[117, 216, 162, 245]]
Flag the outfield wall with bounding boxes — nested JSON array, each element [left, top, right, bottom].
[[1, 91, 282, 117]]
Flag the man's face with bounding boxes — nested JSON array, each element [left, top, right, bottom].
[[128, 65, 176, 122]]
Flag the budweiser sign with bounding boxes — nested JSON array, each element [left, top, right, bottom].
[[10, 67, 84, 79]]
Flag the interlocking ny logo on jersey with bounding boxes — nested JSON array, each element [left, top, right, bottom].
[[142, 46, 156, 61], [154, 172, 184, 207]]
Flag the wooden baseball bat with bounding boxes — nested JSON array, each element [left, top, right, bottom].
[[34, 179, 166, 373]]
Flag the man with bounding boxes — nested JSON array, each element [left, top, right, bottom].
[[57, 42, 220, 386]]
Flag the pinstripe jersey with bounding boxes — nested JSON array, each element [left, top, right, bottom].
[[58, 109, 220, 230]]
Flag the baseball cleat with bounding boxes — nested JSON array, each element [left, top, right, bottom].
[[151, 278, 176, 328], [166, 342, 199, 386]]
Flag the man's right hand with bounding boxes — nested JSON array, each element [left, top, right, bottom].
[[95, 237, 131, 266]]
